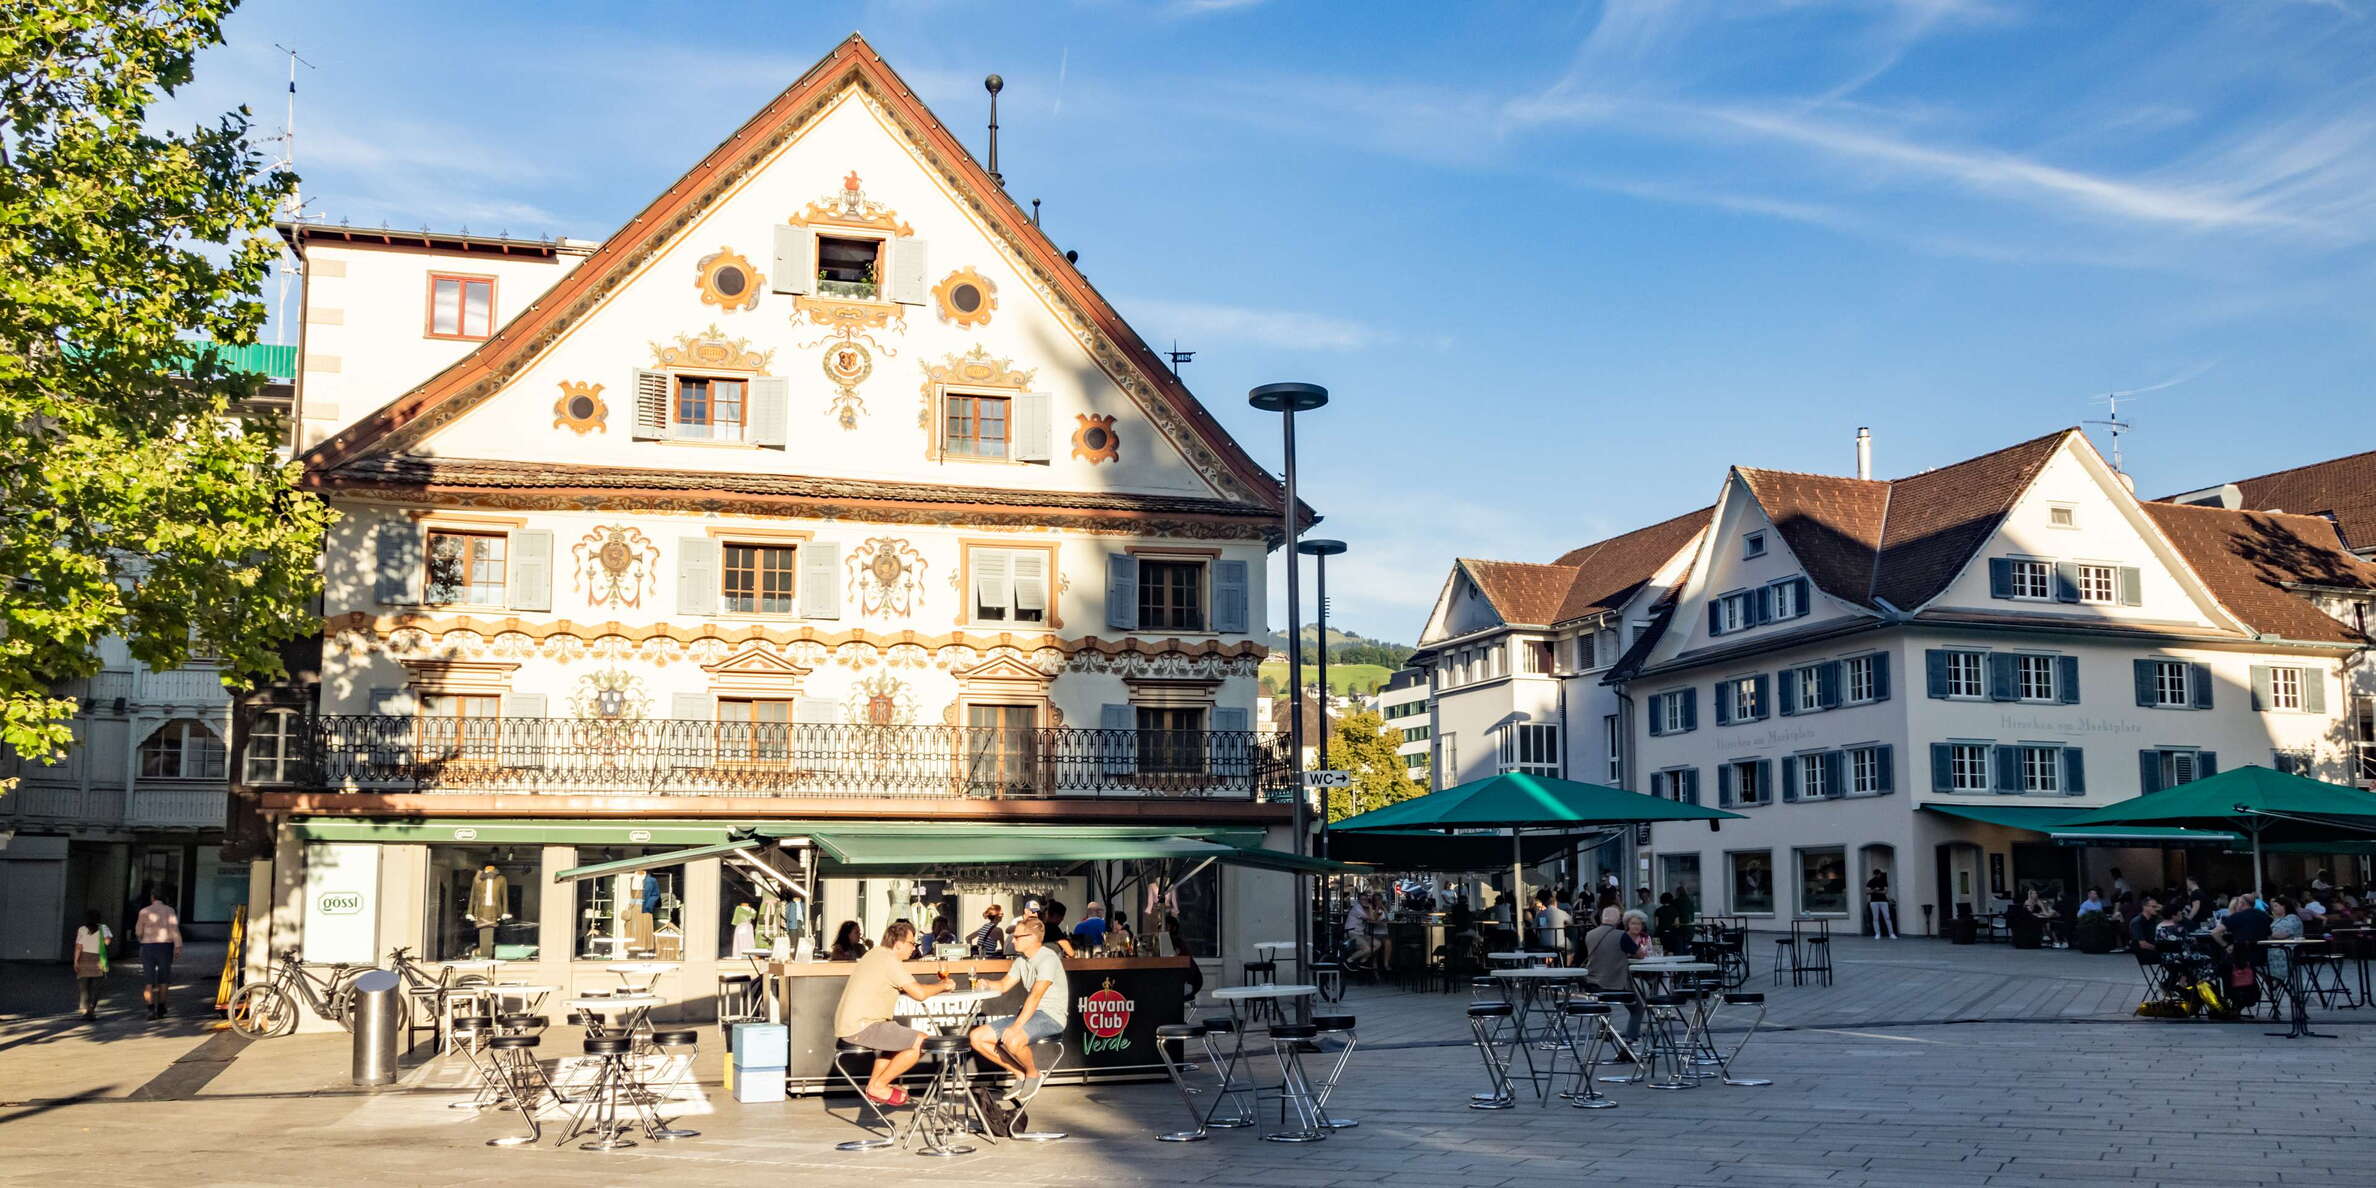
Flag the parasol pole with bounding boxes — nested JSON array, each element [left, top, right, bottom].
[[1512, 827, 1525, 936], [2252, 820, 2265, 905]]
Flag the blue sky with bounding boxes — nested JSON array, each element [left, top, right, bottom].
[[181, 1, 2376, 644]]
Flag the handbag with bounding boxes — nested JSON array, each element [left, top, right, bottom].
[[2227, 965, 2255, 989]]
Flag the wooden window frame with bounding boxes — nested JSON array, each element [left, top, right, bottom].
[[423, 527, 509, 608], [720, 540, 799, 618], [425, 272, 497, 341], [715, 696, 796, 768], [958, 540, 1063, 630], [1132, 554, 1211, 635], [943, 391, 1013, 461], [673, 374, 750, 443], [418, 693, 504, 767]]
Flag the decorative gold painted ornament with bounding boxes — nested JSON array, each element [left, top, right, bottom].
[[694, 248, 763, 311], [932, 268, 996, 327], [553, 381, 607, 434], [1071, 414, 1120, 464], [649, 325, 774, 373], [846, 536, 928, 617], [787, 171, 915, 237], [917, 346, 1036, 431], [571, 525, 658, 609]]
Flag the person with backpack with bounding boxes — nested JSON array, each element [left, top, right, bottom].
[[72, 910, 112, 1021]]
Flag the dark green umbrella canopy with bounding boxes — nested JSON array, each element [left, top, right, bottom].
[[1334, 772, 1742, 832], [2064, 766, 2376, 839]]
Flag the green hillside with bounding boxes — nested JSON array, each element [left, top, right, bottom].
[[1259, 658, 1393, 697]]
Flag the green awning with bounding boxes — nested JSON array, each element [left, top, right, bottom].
[[1333, 772, 1743, 832], [287, 818, 745, 847], [2063, 766, 2376, 842], [750, 822, 1360, 874], [553, 841, 768, 883], [1921, 804, 2238, 844], [1325, 829, 1597, 872]]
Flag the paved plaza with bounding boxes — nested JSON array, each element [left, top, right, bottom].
[[5, 938, 2373, 1187]]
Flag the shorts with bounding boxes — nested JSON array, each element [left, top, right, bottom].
[[983, 1013, 1065, 1043], [841, 1020, 922, 1053], [139, 943, 175, 985]]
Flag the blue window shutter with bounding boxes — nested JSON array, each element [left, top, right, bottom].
[[1684, 769, 1700, 806], [1989, 653, 2017, 702], [2057, 656, 2080, 705], [1825, 751, 1845, 797], [1717, 763, 1735, 808], [2249, 664, 2271, 711], [1930, 743, 1953, 793], [1781, 757, 1800, 802], [2053, 562, 2081, 603], [2133, 659, 2155, 707], [2118, 567, 2143, 606], [2190, 663, 2214, 710], [1647, 696, 1665, 738], [799, 542, 841, 620], [1680, 689, 1697, 732], [1754, 587, 1775, 624], [1106, 554, 1139, 631], [1212, 560, 1250, 634], [1755, 759, 1773, 803], [1925, 650, 1950, 698], [1872, 653, 1890, 701], [2062, 747, 2086, 796], [1994, 745, 2022, 793], [1791, 577, 1811, 617], [1100, 704, 1136, 774], [1708, 603, 1724, 635], [1752, 674, 1771, 719], [2139, 750, 2163, 795], [676, 536, 715, 616], [1713, 684, 1733, 727], [1988, 558, 2013, 599], [374, 520, 424, 605], [1650, 771, 1667, 799], [2196, 750, 2217, 778], [1777, 669, 1798, 717], [1819, 661, 1843, 708], [2304, 669, 2327, 715], [1874, 745, 1895, 795], [507, 530, 553, 612]]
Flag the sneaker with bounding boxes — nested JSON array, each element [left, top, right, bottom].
[[1012, 1073, 1045, 1104]]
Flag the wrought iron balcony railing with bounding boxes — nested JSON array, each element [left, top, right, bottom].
[[256, 715, 1293, 801]]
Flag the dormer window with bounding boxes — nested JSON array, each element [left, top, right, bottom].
[[1743, 532, 1767, 559], [815, 235, 882, 299]]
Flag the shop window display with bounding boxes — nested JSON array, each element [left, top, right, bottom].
[[1728, 850, 1774, 915], [427, 846, 541, 961], [720, 859, 809, 958], [574, 848, 687, 961], [1797, 846, 1849, 916]]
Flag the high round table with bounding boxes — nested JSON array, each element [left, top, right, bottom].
[[1207, 984, 1329, 1142]]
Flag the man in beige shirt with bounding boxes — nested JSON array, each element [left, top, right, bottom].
[[831, 921, 959, 1106], [135, 892, 182, 1019]]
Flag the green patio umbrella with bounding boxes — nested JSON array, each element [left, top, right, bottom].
[[1332, 772, 1742, 912], [2063, 766, 2376, 899]]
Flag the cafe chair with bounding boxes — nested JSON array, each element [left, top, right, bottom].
[[1240, 959, 1281, 1025], [1465, 1001, 1517, 1110], [1636, 993, 1694, 1092], [1310, 960, 1345, 1004], [1006, 1039, 1069, 1143], [1154, 1022, 1210, 1142], [1556, 1000, 1619, 1110], [480, 1033, 556, 1147], [445, 1014, 498, 1109], [1715, 992, 1773, 1086], [1309, 1013, 1359, 1129], [830, 1039, 901, 1152], [1261, 1022, 1329, 1143]]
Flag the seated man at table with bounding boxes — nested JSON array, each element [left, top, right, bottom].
[[968, 915, 1069, 1104], [2128, 896, 2163, 956], [1580, 906, 1642, 1054], [832, 921, 961, 1107]]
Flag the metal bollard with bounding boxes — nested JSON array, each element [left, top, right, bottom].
[[351, 969, 401, 1087]]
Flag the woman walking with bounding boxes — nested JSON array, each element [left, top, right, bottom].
[[72, 910, 111, 1021]]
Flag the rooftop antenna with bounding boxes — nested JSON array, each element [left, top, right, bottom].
[[269, 43, 317, 346], [1165, 340, 1195, 377], [2085, 391, 2135, 474], [984, 74, 1004, 185], [1031, 197, 1041, 226]]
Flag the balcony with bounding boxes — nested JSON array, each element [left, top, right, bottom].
[[259, 715, 1293, 801]]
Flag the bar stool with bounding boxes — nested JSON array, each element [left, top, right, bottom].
[[1197, 1017, 1255, 1128], [1154, 1022, 1210, 1142], [1469, 974, 1505, 1003], [1310, 961, 1345, 1004], [830, 1039, 901, 1152], [446, 1014, 497, 1109], [910, 1033, 980, 1157], [1465, 1001, 1516, 1110], [645, 1029, 702, 1139], [1636, 993, 1694, 1091], [1007, 1040, 1069, 1143], [1799, 920, 1834, 987], [1556, 1000, 1619, 1109], [1716, 991, 1773, 1086], [1771, 934, 1801, 987], [1309, 1013, 1358, 1128], [559, 1035, 647, 1151], [1262, 1022, 1328, 1143], [482, 1034, 553, 1146]]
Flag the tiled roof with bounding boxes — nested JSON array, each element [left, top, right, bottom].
[[1458, 559, 1580, 628], [1549, 507, 1711, 624], [2140, 502, 2376, 644], [1732, 469, 1887, 606], [2211, 449, 2376, 555]]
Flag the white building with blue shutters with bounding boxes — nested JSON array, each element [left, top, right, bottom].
[[229, 36, 1303, 1010], [1414, 428, 2376, 932]]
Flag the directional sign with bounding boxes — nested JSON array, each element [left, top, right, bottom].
[[1301, 769, 1352, 789]]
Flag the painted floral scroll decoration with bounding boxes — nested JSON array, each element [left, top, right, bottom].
[[694, 248, 763, 312], [849, 670, 919, 727], [846, 536, 927, 617], [572, 525, 658, 609]]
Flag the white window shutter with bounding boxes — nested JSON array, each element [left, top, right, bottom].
[[972, 548, 1013, 617], [1100, 703, 1137, 774], [633, 369, 670, 440], [772, 225, 812, 295], [1212, 560, 1250, 634], [1010, 550, 1048, 617], [1106, 554, 1139, 630], [676, 537, 716, 616], [668, 692, 713, 769], [890, 238, 928, 305], [800, 541, 841, 619], [507, 530, 553, 612], [749, 376, 790, 449], [1013, 392, 1051, 462], [373, 520, 424, 606]]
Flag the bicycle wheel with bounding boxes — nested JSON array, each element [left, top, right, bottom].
[[228, 983, 298, 1038]]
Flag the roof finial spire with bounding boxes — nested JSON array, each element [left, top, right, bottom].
[[984, 74, 1004, 186]]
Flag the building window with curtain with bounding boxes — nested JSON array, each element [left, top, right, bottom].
[[243, 709, 301, 784], [1797, 847, 1848, 915]]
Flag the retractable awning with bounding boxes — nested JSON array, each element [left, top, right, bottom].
[[1325, 829, 1600, 872], [749, 822, 1361, 875], [286, 818, 746, 847], [552, 841, 777, 883], [1921, 803, 2239, 845]]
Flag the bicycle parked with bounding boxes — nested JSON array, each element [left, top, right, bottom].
[[226, 950, 371, 1038]]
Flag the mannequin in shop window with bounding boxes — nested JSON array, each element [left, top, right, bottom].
[[468, 864, 510, 959], [731, 900, 761, 956], [623, 869, 660, 956]]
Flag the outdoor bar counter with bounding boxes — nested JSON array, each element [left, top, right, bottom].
[[768, 955, 1192, 1092]]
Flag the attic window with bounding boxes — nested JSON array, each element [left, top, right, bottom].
[[1744, 532, 1767, 559], [2048, 505, 2076, 528], [815, 235, 882, 299]]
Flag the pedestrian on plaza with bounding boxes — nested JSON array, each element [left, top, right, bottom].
[[134, 891, 181, 1019], [72, 910, 111, 1021], [1865, 869, 1899, 939], [1581, 906, 1641, 1052]]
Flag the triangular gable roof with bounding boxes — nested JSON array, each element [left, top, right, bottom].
[[1549, 507, 1710, 624], [1457, 559, 1575, 628], [301, 33, 1284, 517], [2139, 503, 2376, 644]]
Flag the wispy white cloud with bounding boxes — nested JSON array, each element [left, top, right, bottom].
[[1119, 297, 1380, 351], [1167, 0, 1270, 14]]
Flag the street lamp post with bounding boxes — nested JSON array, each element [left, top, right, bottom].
[[1250, 382, 1326, 981], [1297, 539, 1347, 859]]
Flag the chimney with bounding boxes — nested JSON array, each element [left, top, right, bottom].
[[1855, 427, 1872, 480]]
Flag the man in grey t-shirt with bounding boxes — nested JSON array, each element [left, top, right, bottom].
[[969, 916, 1069, 1102]]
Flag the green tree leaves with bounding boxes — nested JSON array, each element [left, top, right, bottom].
[[1323, 708, 1427, 823]]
